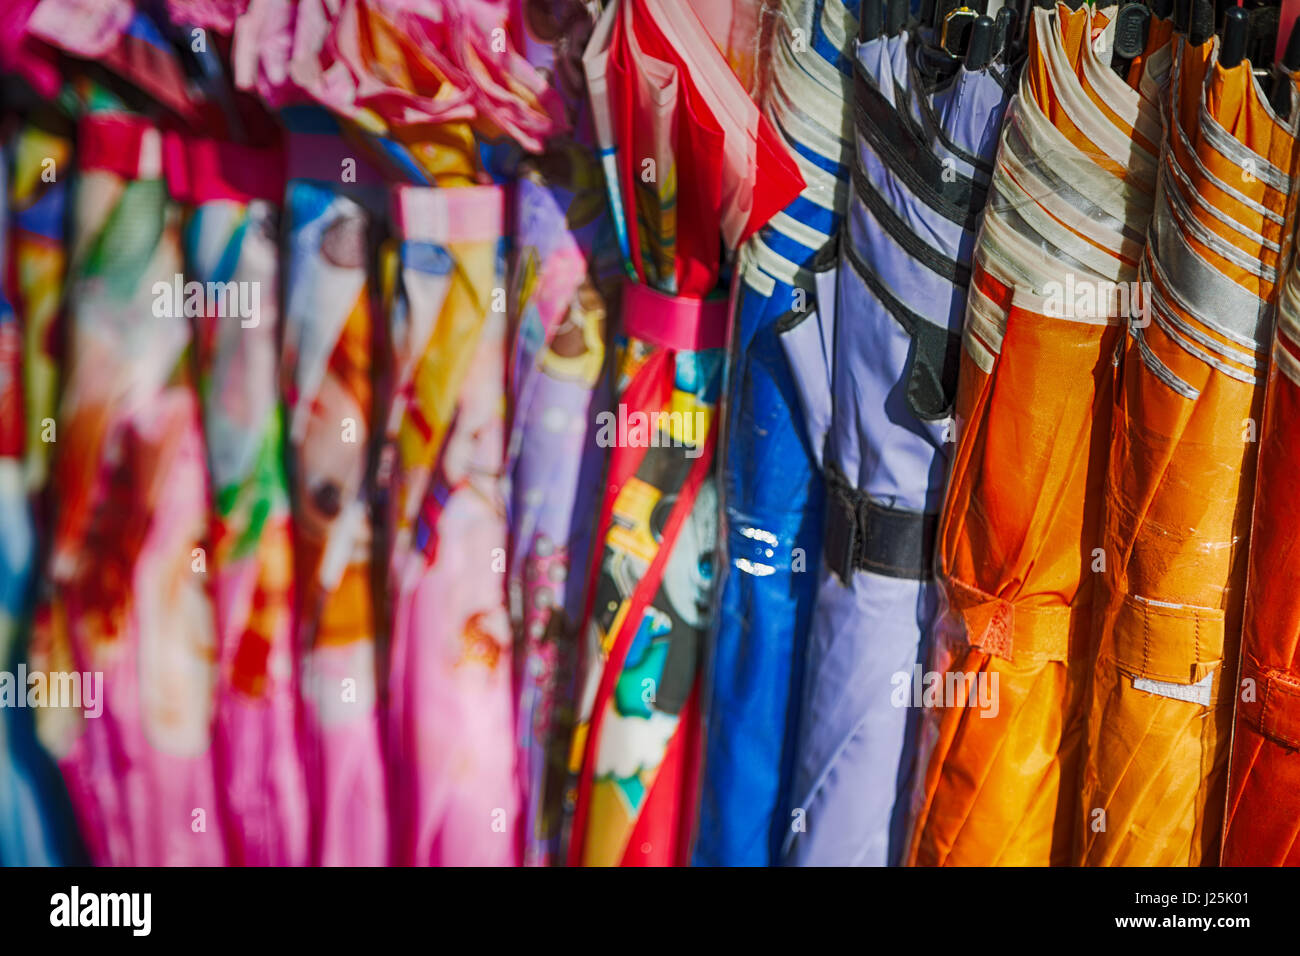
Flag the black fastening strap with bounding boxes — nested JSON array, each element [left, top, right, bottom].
[[824, 465, 939, 583]]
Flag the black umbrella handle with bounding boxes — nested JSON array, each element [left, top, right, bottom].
[[1220, 6, 1249, 67], [1112, 3, 1152, 81], [1268, 11, 1300, 118], [861, 0, 884, 41], [1190, 0, 1216, 43], [965, 15, 995, 68], [887, 0, 909, 36]]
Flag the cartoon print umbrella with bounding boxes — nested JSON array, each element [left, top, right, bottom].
[[6, 113, 71, 516], [280, 114, 390, 865], [906, 0, 1166, 866], [174, 129, 310, 866], [1081, 7, 1300, 867], [29, 108, 224, 866], [379, 183, 520, 867], [0, 131, 71, 866], [566, 0, 803, 867], [509, 0, 619, 869]]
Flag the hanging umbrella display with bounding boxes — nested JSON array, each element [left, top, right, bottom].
[[508, 0, 619, 868], [566, 0, 804, 867], [906, 0, 1166, 866], [695, 0, 861, 869], [779, 2, 1015, 868], [245, 0, 566, 864], [28, 107, 224, 866], [301, 1, 564, 866], [1081, 6, 1300, 867]]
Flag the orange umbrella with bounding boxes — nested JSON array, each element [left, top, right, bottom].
[[1081, 8, 1300, 866], [906, 0, 1166, 866]]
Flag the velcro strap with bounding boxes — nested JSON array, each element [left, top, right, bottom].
[[1111, 593, 1224, 685], [1238, 659, 1300, 750], [824, 466, 937, 583], [944, 577, 1078, 664]]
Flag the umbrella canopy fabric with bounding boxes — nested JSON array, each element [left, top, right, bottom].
[[506, 0, 618, 868], [907, 1, 1165, 866], [177, 132, 309, 867], [1223, 228, 1300, 866], [380, 184, 518, 866], [0, 129, 75, 867], [784, 14, 1014, 866], [1081, 29, 1300, 867], [566, 0, 802, 867], [280, 124, 389, 865], [6, 115, 70, 505], [28, 109, 225, 866], [694, 0, 858, 869], [508, 164, 612, 866]]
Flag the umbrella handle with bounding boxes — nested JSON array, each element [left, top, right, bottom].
[[1220, 6, 1249, 68]]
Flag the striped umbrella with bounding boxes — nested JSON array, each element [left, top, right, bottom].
[[1082, 4, 1300, 866], [695, 0, 860, 869], [907, 0, 1166, 866]]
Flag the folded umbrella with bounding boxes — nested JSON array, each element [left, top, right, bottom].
[[509, 0, 619, 869], [508, 166, 611, 866], [694, 0, 857, 869], [907, 0, 1165, 866], [280, 115, 390, 865], [29, 108, 225, 866], [1223, 207, 1300, 866], [566, 0, 803, 867], [6, 113, 71, 511], [174, 130, 310, 867], [1082, 9, 1300, 867], [379, 184, 519, 867], [0, 132, 71, 866], [783, 4, 1014, 868]]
